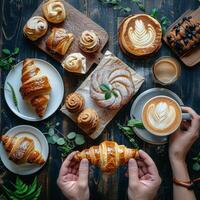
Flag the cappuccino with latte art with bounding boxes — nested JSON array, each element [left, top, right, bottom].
[[142, 96, 182, 136]]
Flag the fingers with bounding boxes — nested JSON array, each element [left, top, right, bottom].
[[59, 151, 78, 177], [128, 159, 139, 183], [139, 150, 159, 176], [78, 159, 89, 188]]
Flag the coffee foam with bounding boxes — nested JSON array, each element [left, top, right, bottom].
[[142, 97, 182, 135]]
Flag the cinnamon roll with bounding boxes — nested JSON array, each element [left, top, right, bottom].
[[23, 16, 48, 41], [42, 0, 66, 24], [118, 14, 162, 57], [77, 108, 99, 134], [65, 93, 85, 113], [62, 53, 87, 73], [46, 28, 74, 55], [79, 30, 100, 53]]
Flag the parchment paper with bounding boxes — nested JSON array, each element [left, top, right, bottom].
[[61, 51, 144, 139]]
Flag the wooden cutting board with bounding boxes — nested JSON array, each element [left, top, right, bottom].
[[27, 0, 109, 73], [163, 7, 200, 67]]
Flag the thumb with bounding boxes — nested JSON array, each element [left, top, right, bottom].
[[78, 159, 89, 188], [128, 159, 139, 184]]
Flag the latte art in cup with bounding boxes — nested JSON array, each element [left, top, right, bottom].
[[142, 96, 182, 136]]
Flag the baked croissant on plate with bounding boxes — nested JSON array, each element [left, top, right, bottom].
[[20, 58, 51, 118], [46, 28, 74, 55], [74, 141, 139, 173], [1, 135, 45, 165]]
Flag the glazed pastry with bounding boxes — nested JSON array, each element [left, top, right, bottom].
[[118, 14, 162, 57], [20, 58, 51, 118], [46, 28, 74, 55], [23, 16, 48, 41], [1, 135, 45, 165], [90, 63, 135, 110], [166, 16, 200, 55], [65, 92, 85, 113], [62, 53, 87, 73], [42, 0, 66, 24], [77, 108, 99, 134], [79, 30, 100, 53], [74, 141, 139, 173]]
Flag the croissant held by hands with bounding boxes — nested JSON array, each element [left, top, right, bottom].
[[1, 135, 45, 165], [74, 141, 139, 173]]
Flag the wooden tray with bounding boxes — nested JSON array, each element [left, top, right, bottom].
[[61, 51, 144, 139], [27, 1, 109, 73], [163, 7, 200, 67]]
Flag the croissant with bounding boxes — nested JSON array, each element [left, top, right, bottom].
[[46, 28, 74, 55], [19, 58, 51, 118], [1, 135, 45, 165], [23, 16, 48, 41], [74, 141, 139, 173]]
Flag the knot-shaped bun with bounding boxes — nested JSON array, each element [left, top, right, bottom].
[[79, 30, 100, 53], [42, 0, 66, 23], [77, 108, 99, 134], [90, 65, 135, 110], [23, 16, 48, 41], [65, 93, 85, 113], [62, 53, 86, 73]]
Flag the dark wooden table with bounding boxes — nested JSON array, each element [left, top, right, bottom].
[[0, 0, 200, 200]]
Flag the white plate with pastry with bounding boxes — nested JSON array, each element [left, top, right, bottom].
[[0, 125, 49, 175], [4, 58, 64, 121]]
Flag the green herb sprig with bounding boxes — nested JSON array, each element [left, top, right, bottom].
[[3, 177, 42, 200], [7, 82, 20, 112], [192, 152, 200, 171], [0, 48, 20, 70], [43, 122, 85, 157], [100, 83, 118, 100], [130, 0, 145, 12], [117, 118, 144, 148]]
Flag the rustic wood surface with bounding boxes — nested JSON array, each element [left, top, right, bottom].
[[0, 0, 200, 200]]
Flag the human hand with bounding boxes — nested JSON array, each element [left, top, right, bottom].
[[169, 107, 200, 164], [128, 150, 161, 200], [57, 151, 89, 200]]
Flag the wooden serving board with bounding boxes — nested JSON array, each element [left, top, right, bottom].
[[163, 7, 200, 67], [27, 0, 109, 73]]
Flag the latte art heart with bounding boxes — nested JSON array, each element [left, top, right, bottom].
[[128, 19, 156, 48], [147, 102, 176, 130]]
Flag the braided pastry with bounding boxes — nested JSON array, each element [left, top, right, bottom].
[[19, 58, 51, 118], [46, 28, 74, 55], [65, 92, 85, 113], [74, 141, 139, 173], [23, 16, 48, 41], [77, 108, 99, 134], [79, 30, 100, 53], [1, 135, 45, 165], [90, 63, 135, 110], [42, 0, 66, 24]]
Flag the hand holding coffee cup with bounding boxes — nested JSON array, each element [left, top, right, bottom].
[[142, 96, 191, 136]]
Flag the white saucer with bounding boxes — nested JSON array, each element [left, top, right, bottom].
[[130, 88, 183, 145], [0, 125, 49, 175], [4, 59, 64, 121]]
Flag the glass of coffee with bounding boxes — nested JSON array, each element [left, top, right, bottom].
[[142, 96, 191, 136], [152, 56, 181, 85]]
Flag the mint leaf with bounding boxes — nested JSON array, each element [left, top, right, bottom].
[[100, 84, 110, 92], [151, 8, 158, 18], [112, 91, 118, 97], [14, 47, 20, 55], [105, 92, 112, 100], [2, 48, 11, 55]]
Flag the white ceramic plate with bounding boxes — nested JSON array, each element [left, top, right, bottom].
[[0, 125, 49, 175], [4, 59, 64, 121]]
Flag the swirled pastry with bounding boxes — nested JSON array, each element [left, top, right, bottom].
[[42, 0, 66, 24], [90, 64, 135, 110], [23, 16, 48, 41], [74, 141, 139, 173], [119, 14, 162, 57], [79, 30, 100, 53], [62, 53, 87, 73], [46, 28, 74, 55], [77, 108, 99, 134], [65, 92, 85, 113]]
